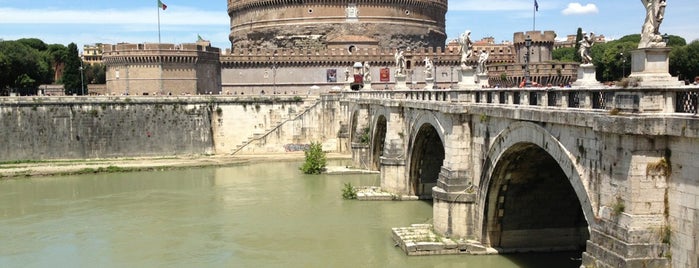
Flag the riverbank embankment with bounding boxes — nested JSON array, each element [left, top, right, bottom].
[[0, 153, 352, 178]]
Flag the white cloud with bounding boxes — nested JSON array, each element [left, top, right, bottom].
[[449, 0, 536, 11], [562, 3, 599, 15], [0, 7, 226, 25]]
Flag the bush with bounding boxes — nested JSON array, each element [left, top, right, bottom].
[[342, 182, 357, 199], [300, 142, 327, 174]]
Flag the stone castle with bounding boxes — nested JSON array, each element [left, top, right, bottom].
[[101, 1, 579, 95]]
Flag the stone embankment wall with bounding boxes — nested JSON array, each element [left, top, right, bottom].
[[0, 95, 344, 162]]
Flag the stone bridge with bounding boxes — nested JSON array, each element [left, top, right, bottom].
[[341, 87, 699, 267]]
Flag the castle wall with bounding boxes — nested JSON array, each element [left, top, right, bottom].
[[103, 43, 221, 96], [228, 1, 447, 49]]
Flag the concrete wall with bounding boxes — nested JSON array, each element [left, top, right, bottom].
[[0, 95, 345, 162], [0, 97, 214, 161]]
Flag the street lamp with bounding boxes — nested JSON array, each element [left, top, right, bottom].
[[432, 57, 438, 89], [620, 52, 626, 78], [662, 33, 669, 44], [524, 35, 532, 88], [79, 60, 85, 96]]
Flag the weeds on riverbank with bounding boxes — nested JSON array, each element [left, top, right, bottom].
[[300, 142, 326, 174], [342, 182, 357, 199]]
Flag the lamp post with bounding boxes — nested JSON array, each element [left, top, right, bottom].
[[620, 52, 626, 78], [432, 57, 439, 89], [662, 33, 669, 45], [79, 60, 85, 96], [524, 35, 532, 88]]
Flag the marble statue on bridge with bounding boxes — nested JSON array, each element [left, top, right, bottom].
[[394, 49, 406, 76], [363, 61, 372, 83], [476, 50, 489, 74], [578, 32, 595, 65], [459, 30, 473, 69], [639, 0, 667, 48], [423, 57, 434, 79]]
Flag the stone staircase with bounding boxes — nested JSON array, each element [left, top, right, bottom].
[[230, 97, 320, 154]]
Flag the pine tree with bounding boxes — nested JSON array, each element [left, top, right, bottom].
[[573, 27, 583, 63], [62, 43, 83, 95]]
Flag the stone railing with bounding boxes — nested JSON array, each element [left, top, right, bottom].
[[342, 86, 699, 114]]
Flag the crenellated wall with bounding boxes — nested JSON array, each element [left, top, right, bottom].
[[227, 0, 447, 49], [103, 42, 221, 96]]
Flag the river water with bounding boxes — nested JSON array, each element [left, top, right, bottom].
[[0, 160, 581, 267]]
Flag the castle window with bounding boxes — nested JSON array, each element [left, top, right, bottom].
[[348, 45, 356, 54], [405, 10, 411, 15], [308, 9, 313, 14]]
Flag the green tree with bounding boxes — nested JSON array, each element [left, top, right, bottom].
[[300, 142, 327, 174], [46, 44, 69, 83], [16, 38, 48, 51], [573, 27, 583, 62], [0, 41, 43, 95], [61, 43, 83, 95], [586, 34, 687, 82], [670, 40, 699, 82], [85, 63, 106, 84], [552, 47, 576, 62]]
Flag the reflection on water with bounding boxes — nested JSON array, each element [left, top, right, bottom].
[[0, 160, 581, 267]]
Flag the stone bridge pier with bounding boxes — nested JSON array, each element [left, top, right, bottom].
[[342, 86, 699, 267]]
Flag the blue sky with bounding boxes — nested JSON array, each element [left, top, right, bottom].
[[0, 0, 697, 51]]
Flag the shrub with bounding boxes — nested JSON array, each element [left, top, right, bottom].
[[342, 182, 357, 199], [300, 142, 327, 174]]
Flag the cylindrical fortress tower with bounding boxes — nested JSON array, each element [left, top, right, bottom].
[[228, 0, 447, 50]]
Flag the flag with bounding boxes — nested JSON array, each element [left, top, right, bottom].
[[158, 0, 167, 10], [197, 34, 204, 41], [534, 0, 539, 11]]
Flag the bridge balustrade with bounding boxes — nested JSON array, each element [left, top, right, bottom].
[[343, 86, 699, 114]]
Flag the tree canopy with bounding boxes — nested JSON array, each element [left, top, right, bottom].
[[61, 43, 84, 95], [0, 39, 71, 95]]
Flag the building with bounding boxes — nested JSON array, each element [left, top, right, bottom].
[[554, 33, 607, 49], [103, 41, 221, 96], [228, 0, 447, 50], [222, 0, 454, 93], [488, 31, 579, 87], [82, 44, 104, 65]]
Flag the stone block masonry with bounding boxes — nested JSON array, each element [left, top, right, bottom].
[[0, 95, 339, 162]]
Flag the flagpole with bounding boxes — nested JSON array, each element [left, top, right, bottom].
[[533, 0, 536, 31], [157, 1, 163, 94], [157, 3, 162, 44]]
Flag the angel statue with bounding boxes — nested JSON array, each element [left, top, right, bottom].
[[423, 57, 434, 79], [394, 49, 406, 75], [578, 32, 595, 64], [459, 30, 473, 68], [477, 50, 490, 74], [639, 0, 667, 48]]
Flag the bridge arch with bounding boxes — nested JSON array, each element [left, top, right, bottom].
[[407, 112, 449, 199], [371, 115, 387, 170], [478, 121, 594, 252]]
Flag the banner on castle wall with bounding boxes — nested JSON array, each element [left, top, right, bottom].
[[380, 68, 390, 82], [326, 69, 337, 82]]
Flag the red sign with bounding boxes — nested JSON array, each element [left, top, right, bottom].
[[353, 74, 363, 84], [380, 68, 390, 82]]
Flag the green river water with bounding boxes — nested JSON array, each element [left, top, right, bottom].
[[0, 160, 582, 267]]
